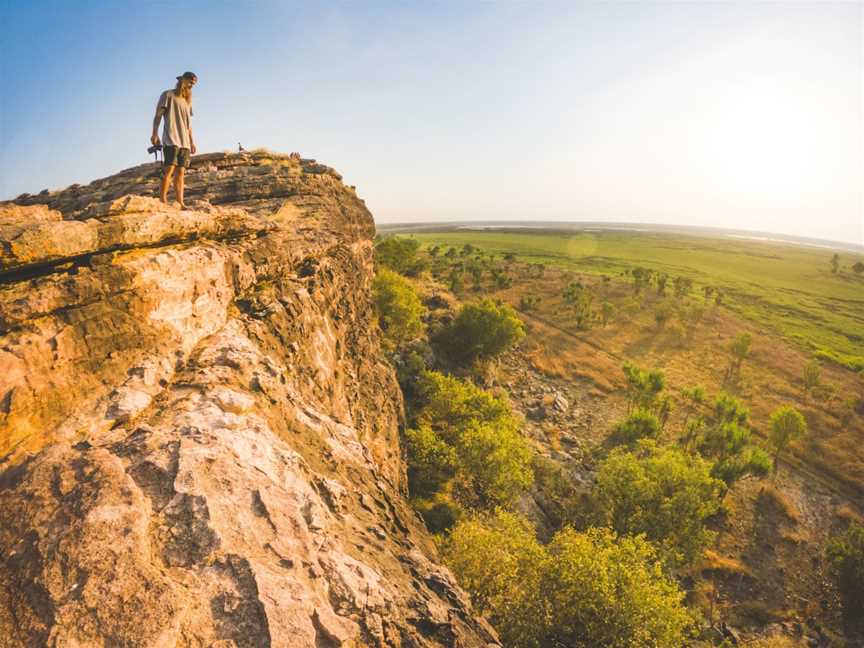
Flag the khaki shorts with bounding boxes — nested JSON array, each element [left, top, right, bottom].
[[163, 146, 190, 168]]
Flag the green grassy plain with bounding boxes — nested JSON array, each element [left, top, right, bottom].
[[407, 229, 864, 371]]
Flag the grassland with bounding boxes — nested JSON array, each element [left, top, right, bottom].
[[406, 229, 864, 371], [401, 227, 864, 498], [390, 226, 864, 642]]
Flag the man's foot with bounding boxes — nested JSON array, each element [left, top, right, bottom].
[[178, 202, 187, 210]]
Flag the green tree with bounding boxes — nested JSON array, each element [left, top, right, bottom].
[[447, 266, 464, 292], [443, 509, 694, 648], [803, 358, 821, 394], [654, 304, 671, 329], [563, 282, 595, 329], [768, 405, 807, 477], [673, 276, 693, 298], [696, 393, 772, 486], [601, 300, 615, 327], [591, 442, 724, 566], [726, 331, 752, 381], [374, 235, 427, 275], [852, 261, 864, 274], [622, 362, 665, 414], [680, 385, 706, 445], [831, 253, 840, 274], [455, 419, 535, 507], [404, 423, 458, 497], [613, 410, 660, 443], [406, 371, 534, 519], [431, 298, 526, 368], [442, 510, 548, 648], [372, 267, 425, 349]]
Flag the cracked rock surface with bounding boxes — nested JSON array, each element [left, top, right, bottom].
[[0, 150, 499, 647]]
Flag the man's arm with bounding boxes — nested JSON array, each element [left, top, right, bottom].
[[151, 107, 166, 145], [151, 92, 168, 145], [189, 127, 196, 154]]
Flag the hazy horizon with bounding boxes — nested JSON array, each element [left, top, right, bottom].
[[2, 1, 862, 245]]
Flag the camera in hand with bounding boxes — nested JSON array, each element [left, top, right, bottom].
[[147, 144, 163, 154]]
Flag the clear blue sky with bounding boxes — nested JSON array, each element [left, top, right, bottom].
[[1, 1, 861, 244]]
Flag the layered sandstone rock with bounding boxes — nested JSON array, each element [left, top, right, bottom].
[[0, 151, 499, 647]]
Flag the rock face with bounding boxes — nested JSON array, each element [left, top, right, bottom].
[[0, 151, 499, 647]]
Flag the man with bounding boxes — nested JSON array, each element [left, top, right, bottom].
[[151, 71, 197, 208]]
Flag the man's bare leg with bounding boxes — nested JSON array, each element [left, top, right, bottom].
[[174, 167, 187, 209], [160, 165, 176, 204]]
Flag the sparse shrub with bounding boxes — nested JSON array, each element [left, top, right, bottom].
[[591, 441, 724, 566], [613, 409, 660, 442], [810, 382, 837, 404], [519, 294, 541, 311], [443, 509, 694, 648], [852, 261, 864, 274], [827, 522, 864, 620], [372, 267, 425, 349], [431, 298, 525, 368]]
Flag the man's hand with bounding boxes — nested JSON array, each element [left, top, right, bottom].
[[191, 142, 197, 155], [150, 134, 160, 146]]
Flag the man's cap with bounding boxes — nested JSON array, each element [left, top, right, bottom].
[[176, 71, 197, 81]]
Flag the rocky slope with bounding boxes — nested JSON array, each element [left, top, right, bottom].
[[0, 151, 499, 647]]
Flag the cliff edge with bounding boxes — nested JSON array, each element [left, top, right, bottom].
[[0, 151, 499, 647]]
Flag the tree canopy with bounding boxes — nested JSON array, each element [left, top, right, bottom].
[[443, 509, 694, 648], [431, 298, 525, 368], [591, 441, 724, 566]]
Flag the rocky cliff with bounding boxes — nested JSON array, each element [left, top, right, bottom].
[[0, 151, 499, 647]]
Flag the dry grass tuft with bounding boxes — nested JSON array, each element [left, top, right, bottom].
[[701, 549, 755, 578], [757, 485, 800, 524], [834, 503, 864, 525], [746, 634, 808, 648]]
